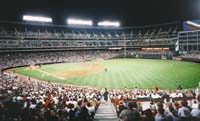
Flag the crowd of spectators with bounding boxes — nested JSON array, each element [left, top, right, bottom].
[[0, 73, 102, 121], [117, 99, 200, 121], [0, 72, 200, 121], [111, 88, 200, 121], [180, 53, 200, 60], [110, 86, 197, 100]]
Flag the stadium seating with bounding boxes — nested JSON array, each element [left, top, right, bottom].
[[0, 21, 180, 49], [0, 21, 200, 121], [0, 72, 199, 121]]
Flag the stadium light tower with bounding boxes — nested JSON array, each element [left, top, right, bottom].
[[22, 15, 53, 23], [98, 21, 120, 27], [67, 18, 93, 26]]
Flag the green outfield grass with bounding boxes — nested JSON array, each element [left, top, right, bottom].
[[13, 59, 200, 89]]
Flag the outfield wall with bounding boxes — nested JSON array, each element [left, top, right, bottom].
[[181, 58, 200, 63]]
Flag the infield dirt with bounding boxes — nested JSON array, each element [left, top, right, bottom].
[[52, 63, 104, 78]]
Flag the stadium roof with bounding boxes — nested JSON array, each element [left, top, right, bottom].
[[0, 0, 200, 26]]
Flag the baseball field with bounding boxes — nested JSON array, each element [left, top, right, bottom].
[[13, 59, 200, 89]]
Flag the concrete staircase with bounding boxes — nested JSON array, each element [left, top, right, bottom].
[[94, 100, 119, 121]]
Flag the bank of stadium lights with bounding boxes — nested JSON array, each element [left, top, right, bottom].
[[186, 21, 200, 27], [22, 15, 53, 23], [22, 15, 120, 27], [98, 21, 120, 27], [67, 18, 93, 26]]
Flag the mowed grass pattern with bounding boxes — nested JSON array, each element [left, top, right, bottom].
[[14, 59, 200, 89]]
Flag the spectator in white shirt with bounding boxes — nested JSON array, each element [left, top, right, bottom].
[[191, 104, 200, 119], [178, 100, 191, 121]]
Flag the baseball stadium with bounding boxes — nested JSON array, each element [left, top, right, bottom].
[[1, 1, 200, 121]]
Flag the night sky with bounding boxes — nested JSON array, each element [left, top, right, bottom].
[[0, 0, 200, 26]]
